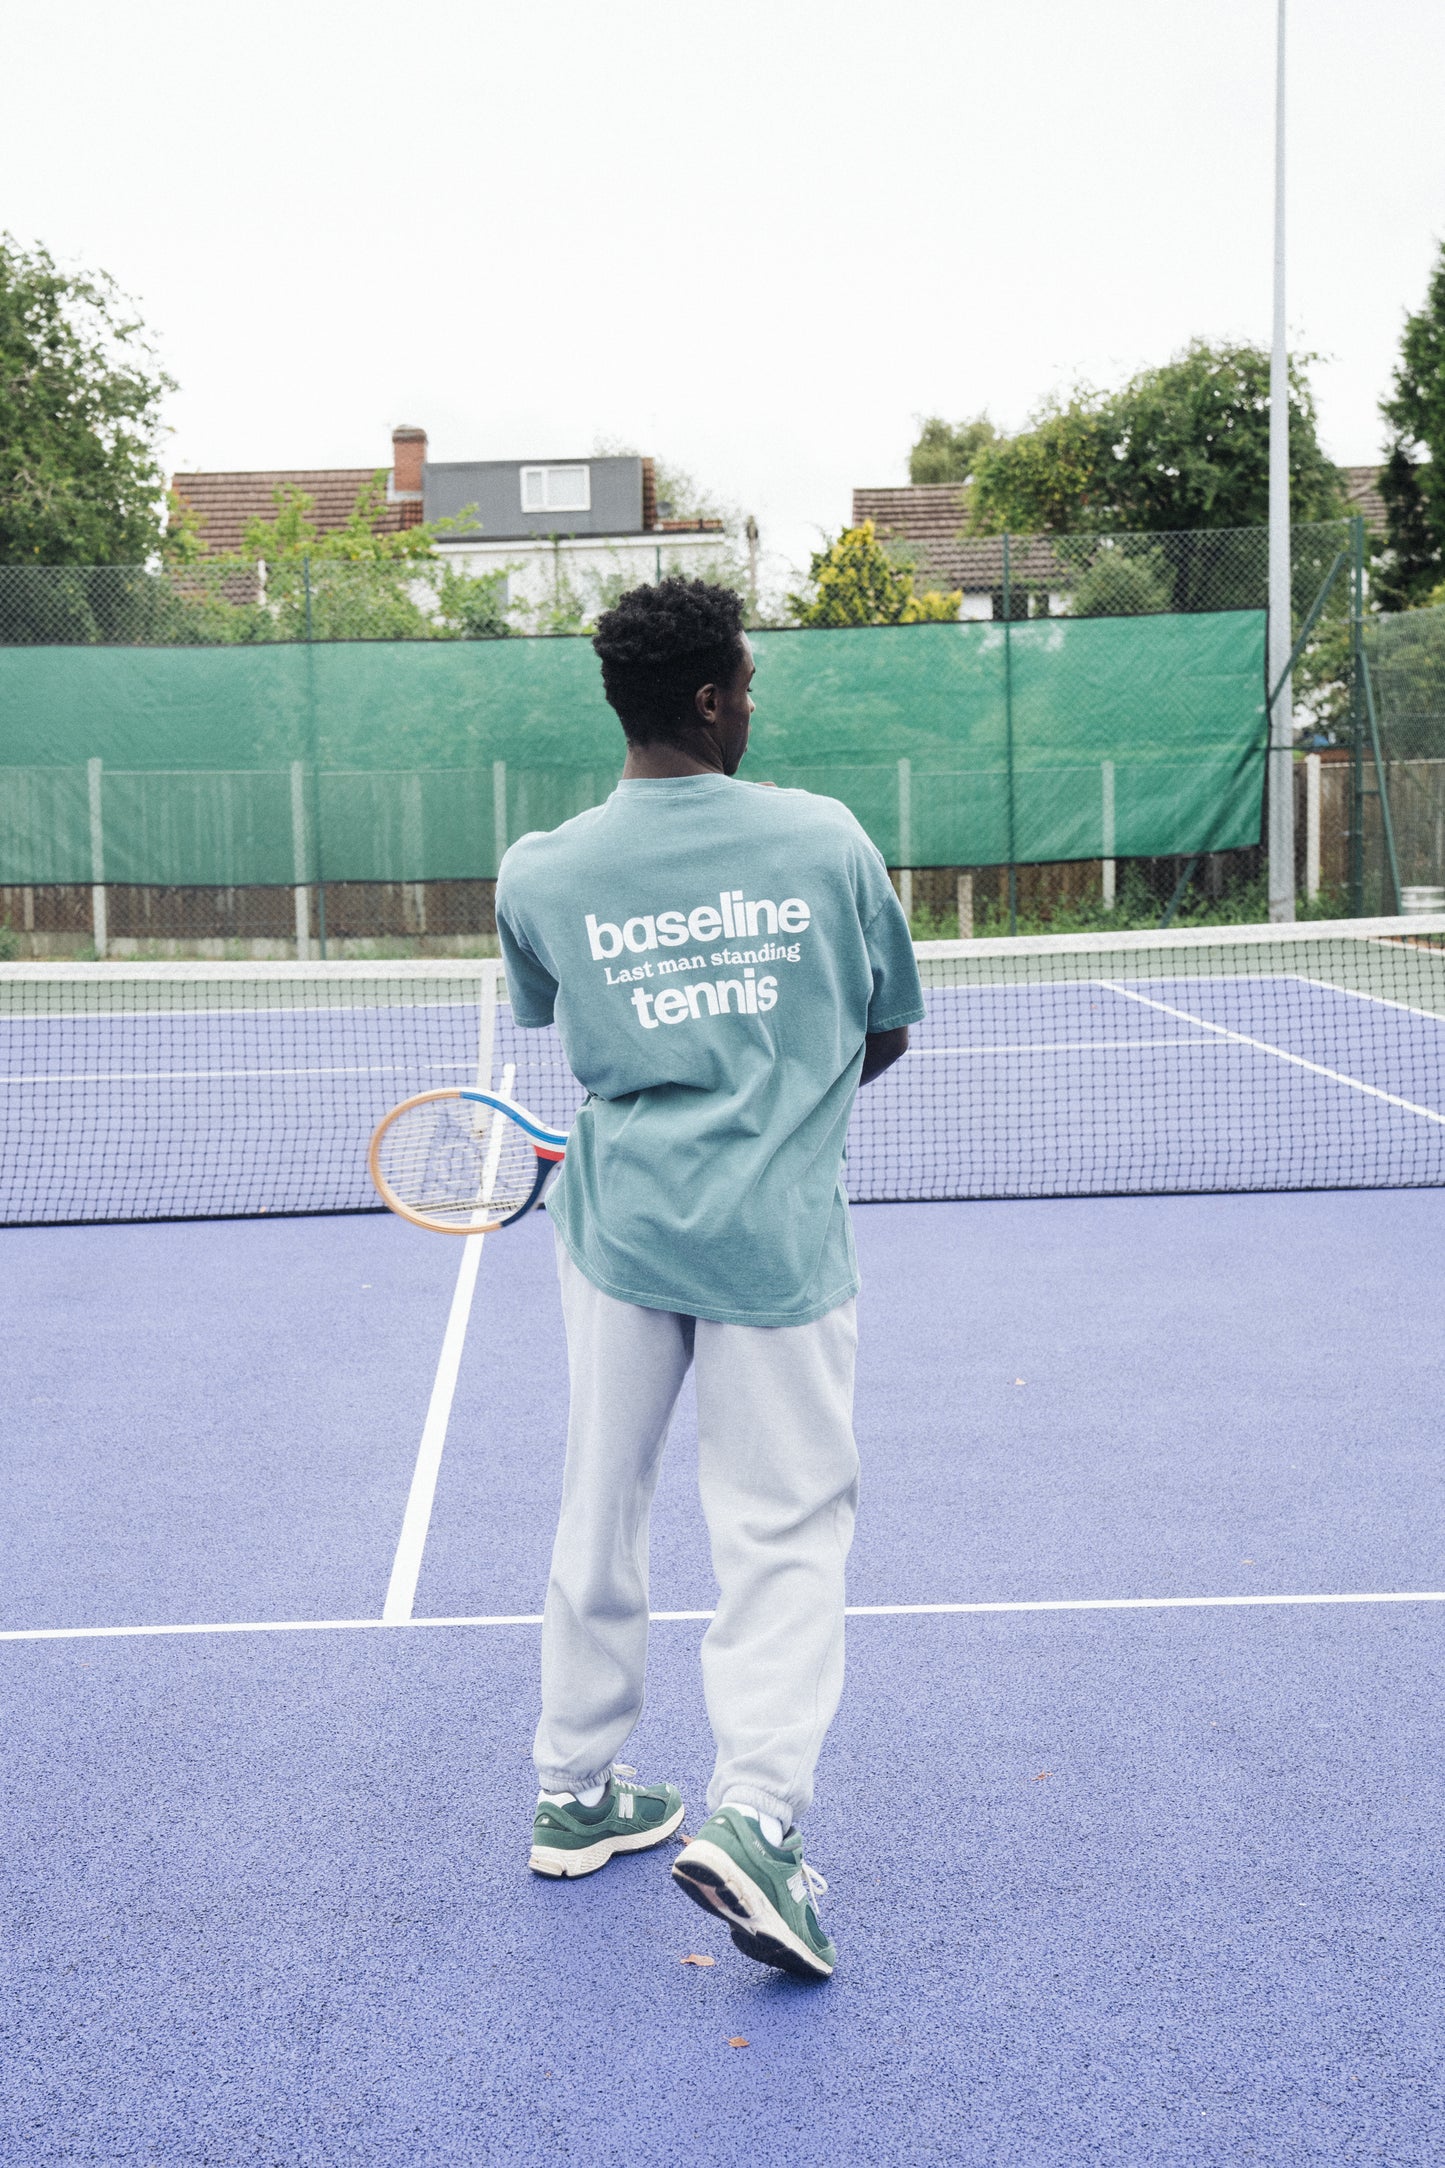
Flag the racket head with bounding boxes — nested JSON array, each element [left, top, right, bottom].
[[368, 1087, 566, 1236]]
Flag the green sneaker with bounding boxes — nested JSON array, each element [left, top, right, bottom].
[[528, 1765, 684, 1878], [671, 1805, 836, 1980]]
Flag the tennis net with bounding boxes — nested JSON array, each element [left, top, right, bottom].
[[4, 915, 1444, 1227]]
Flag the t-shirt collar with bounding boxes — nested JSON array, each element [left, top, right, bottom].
[[613, 774, 738, 797]]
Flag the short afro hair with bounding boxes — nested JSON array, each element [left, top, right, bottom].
[[592, 576, 747, 744]]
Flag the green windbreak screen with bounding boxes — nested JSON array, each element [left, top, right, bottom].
[[0, 611, 1265, 883]]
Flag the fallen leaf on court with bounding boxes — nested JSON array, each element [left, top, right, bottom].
[[1035, 1771, 1053, 1781], [727, 2037, 750, 2049], [1014, 1378, 1025, 1386], [680, 1954, 716, 1967]]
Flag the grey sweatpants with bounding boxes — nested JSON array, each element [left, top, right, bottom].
[[533, 1235, 860, 1829]]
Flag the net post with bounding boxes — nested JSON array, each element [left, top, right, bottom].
[[289, 760, 311, 960], [897, 758, 913, 922], [1101, 760, 1116, 909], [87, 756, 107, 960], [1003, 532, 1017, 935]]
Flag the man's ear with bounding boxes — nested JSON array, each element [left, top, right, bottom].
[[694, 681, 720, 725]]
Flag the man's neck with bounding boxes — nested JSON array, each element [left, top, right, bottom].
[[620, 741, 726, 780]]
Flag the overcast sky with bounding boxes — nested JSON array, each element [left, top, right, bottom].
[[5, 0, 1444, 582]]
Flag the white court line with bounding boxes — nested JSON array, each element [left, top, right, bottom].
[[1290, 973, 1445, 1028], [380, 1237, 487, 1623], [1099, 980, 1445, 1127], [379, 1062, 515, 1624], [0, 996, 484, 1021], [909, 1036, 1224, 1056], [1, 1065, 474, 1086], [6, 1589, 1445, 1646]]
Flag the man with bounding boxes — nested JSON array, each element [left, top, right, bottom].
[[494, 576, 922, 1981]]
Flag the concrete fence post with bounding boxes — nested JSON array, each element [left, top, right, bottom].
[[87, 757, 107, 959], [290, 760, 311, 959], [1305, 751, 1322, 898], [897, 758, 913, 921]]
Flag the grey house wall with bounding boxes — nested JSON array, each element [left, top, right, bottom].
[[423, 456, 644, 540]]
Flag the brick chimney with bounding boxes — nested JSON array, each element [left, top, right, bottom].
[[390, 425, 426, 526]]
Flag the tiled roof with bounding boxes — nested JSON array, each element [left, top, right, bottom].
[[1343, 464, 1386, 534], [857, 473, 1392, 585], [851, 486, 1064, 592], [171, 468, 410, 558]]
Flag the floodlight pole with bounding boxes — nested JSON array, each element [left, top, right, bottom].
[[1267, 0, 1296, 922]]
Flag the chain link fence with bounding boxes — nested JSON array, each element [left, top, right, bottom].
[[0, 557, 512, 648], [0, 521, 1380, 956], [0, 522, 1354, 645], [1365, 603, 1445, 912]]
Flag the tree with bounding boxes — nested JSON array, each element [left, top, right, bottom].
[[233, 478, 509, 639], [0, 235, 173, 564], [1377, 243, 1445, 609], [787, 522, 961, 625], [966, 396, 1117, 534], [1067, 545, 1173, 617], [908, 415, 997, 486], [240, 476, 436, 566], [967, 340, 1344, 536]]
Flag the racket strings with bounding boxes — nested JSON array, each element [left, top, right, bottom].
[[375, 1097, 542, 1227]]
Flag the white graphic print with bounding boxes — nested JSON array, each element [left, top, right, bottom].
[[583, 892, 811, 1031], [585, 892, 810, 957]]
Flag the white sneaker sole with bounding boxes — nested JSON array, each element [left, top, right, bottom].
[[671, 1838, 834, 1980], [529, 1800, 685, 1878]]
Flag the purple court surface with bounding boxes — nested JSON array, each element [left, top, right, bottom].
[[4, 1186, 1445, 2165]]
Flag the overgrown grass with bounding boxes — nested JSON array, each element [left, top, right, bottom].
[[908, 874, 1357, 943]]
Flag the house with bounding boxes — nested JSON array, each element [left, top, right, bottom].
[[171, 428, 733, 618], [1342, 465, 1387, 535], [852, 465, 1391, 621], [850, 485, 1066, 618], [423, 447, 732, 616], [171, 427, 429, 554]]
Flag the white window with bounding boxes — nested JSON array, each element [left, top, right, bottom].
[[520, 464, 591, 514]]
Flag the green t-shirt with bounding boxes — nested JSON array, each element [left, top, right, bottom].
[[494, 774, 924, 1327]]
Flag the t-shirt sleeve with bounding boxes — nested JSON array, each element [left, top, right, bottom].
[[495, 877, 558, 1029], [856, 848, 926, 1033]]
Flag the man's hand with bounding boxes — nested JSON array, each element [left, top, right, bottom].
[[860, 1026, 909, 1085]]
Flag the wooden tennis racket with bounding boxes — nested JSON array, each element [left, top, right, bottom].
[[368, 1087, 567, 1236]]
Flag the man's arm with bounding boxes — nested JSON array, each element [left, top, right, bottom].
[[860, 1026, 909, 1085]]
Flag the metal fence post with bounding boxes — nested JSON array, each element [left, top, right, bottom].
[[303, 555, 328, 957], [1361, 647, 1403, 914], [1101, 759, 1116, 909], [1349, 515, 1365, 914], [1304, 750, 1322, 898], [1266, 0, 1295, 923], [1003, 531, 1017, 935], [87, 756, 107, 958]]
